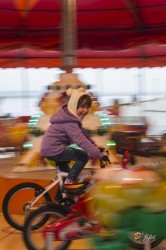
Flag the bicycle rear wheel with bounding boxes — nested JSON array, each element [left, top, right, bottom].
[[2, 182, 52, 231], [23, 205, 71, 250]]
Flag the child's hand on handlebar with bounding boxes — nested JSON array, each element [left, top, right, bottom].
[[101, 151, 111, 164], [99, 153, 111, 168], [101, 155, 110, 162], [102, 155, 111, 163], [97, 146, 111, 166], [98, 146, 107, 152]]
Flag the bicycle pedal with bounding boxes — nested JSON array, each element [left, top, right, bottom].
[[64, 183, 87, 195]]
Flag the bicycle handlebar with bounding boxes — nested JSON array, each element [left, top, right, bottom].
[[98, 146, 137, 169], [99, 146, 111, 168], [99, 158, 111, 168]]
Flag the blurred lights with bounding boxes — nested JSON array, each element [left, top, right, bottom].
[[106, 140, 116, 147], [23, 142, 33, 149], [28, 114, 41, 127], [97, 112, 111, 126]]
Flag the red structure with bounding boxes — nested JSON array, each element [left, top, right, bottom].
[[0, 0, 166, 68]]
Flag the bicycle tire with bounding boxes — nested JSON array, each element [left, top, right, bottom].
[[2, 182, 52, 231], [23, 204, 71, 250]]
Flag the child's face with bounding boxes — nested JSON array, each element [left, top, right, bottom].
[[76, 101, 90, 120]]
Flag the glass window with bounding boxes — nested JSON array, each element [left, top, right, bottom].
[[0, 66, 166, 136]]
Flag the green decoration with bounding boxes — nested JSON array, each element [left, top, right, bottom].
[[86, 127, 109, 136], [92, 236, 128, 250], [29, 127, 45, 137]]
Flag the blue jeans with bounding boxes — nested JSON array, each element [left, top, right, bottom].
[[45, 146, 89, 201]]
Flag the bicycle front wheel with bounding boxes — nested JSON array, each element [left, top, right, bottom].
[[2, 182, 52, 231], [23, 205, 71, 250]]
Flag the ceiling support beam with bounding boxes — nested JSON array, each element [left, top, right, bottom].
[[122, 0, 144, 31], [61, 0, 77, 72]]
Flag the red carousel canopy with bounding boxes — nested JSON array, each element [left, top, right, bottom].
[[0, 0, 166, 68]]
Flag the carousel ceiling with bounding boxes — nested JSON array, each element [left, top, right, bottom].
[[0, 0, 166, 68]]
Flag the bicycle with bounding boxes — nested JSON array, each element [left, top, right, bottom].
[[2, 145, 109, 231], [23, 157, 110, 250], [23, 151, 163, 250], [2, 161, 93, 231]]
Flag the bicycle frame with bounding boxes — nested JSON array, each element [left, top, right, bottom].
[[41, 160, 111, 243], [26, 147, 110, 211], [27, 148, 132, 211], [28, 167, 93, 209], [43, 184, 100, 243], [30, 154, 112, 242]]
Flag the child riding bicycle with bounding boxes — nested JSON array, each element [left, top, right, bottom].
[[41, 88, 109, 202]]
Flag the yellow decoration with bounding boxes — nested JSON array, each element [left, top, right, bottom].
[[96, 209, 120, 229], [7, 125, 28, 144], [143, 181, 166, 212], [0, 121, 28, 150], [91, 168, 165, 230]]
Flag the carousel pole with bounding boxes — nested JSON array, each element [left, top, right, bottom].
[[61, 0, 77, 72], [51, 0, 87, 90]]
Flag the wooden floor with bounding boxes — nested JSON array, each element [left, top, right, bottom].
[[0, 153, 166, 250], [0, 211, 166, 250], [0, 212, 95, 250]]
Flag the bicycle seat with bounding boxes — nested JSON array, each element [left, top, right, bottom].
[[64, 182, 89, 195]]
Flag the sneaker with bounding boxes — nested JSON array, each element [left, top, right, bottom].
[[64, 178, 76, 185]]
